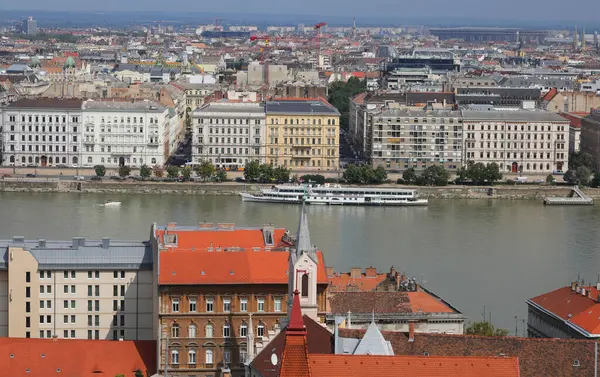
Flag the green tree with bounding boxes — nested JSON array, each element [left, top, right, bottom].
[[327, 76, 366, 131], [181, 166, 193, 181], [569, 151, 594, 170], [576, 166, 592, 186], [546, 174, 555, 184], [466, 321, 509, 337], [418, 165, 450, 186], [215, 169, 227, 182], [563, 170, 576, 184], [259, 163, 275, 183], [152, 165, 164, 178], [591, 172, 600, 188], [466, 162, 488, 185], [456, 166, 468, 184], [197, 161, 215, 181], [244, 160, 261, 181], [300, 174, 325, 185], [140, 164, 151, 178], [94, 165, 106, 177], [343, 164, 364, 184], [402, 167, 417, 184], [118, 165, 131, 178], [166, 166, 180, 179], [373, 166, 388, 184], [485, 162, 503, 184], [273, 166, 291, 183]]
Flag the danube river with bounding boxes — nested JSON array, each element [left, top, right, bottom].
[[2, 192, 600, 334]]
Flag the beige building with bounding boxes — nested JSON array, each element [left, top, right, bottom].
[[264, 99, 340, 170], [0, 237, 154, 340]]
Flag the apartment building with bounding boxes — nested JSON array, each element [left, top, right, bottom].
[[370, 107, 463, 171], [0, 237, 154, 340], [1, 98, 83, 167], [264, 98, 340, 170], [462, 110, 570, 174], [191, 101, 266, 169], [81, 100, 171, 168], [581, 113, 600, 172], [152, 207, 329, 377]]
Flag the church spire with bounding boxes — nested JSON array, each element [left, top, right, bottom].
[[295, 201, 317, 263]]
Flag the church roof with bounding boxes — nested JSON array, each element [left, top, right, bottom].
[[294, 202, 318, 264], [351, 321, 394, 355]]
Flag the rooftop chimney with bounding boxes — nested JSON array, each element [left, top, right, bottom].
[[571, 281, 577, 291], [581, 288, 586, 296], [101, 238, 110, 249], [72, 238, 79, 249], [366, 267, 377, 277], [408, 322, 415, 342], [38, 239, 46, 248], [326, 267, 335, 277], [350, 268, 361, 279], [167, 222, 177, 229], [12, 236, 25, 244]]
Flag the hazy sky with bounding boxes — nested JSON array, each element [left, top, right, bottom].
[[5, 0, 600, 23]]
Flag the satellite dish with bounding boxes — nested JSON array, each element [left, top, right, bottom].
[[271, 353, 278, 366]]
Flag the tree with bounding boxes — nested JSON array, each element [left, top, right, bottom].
[[466, 321, 509, 337], [591, 172, 600, 188], [181, 166, 193, 181], [273, 166, 291, 183], [118, 165, 131, 178], [456, 166, 468, 184], [402, 167, 417, 184], [215, 169, 227, 182], [94, 165, 106, 177], [563, 170, 576, 184], [327, 76, 366, 131], [244, 160, 261, 181], [167, 166, 180, 179], [342, 164, 364, 184], [152, 165, 164, 178], [569, 151, 594, 170], [485, 162, 503, 184], [258, 163, 275, 183], [418, 165, 450, 186], [373, 166, 388, 184], [546, 174, 555, 184], [575, 166, 592, 186], [140, 164, 151, 178], [196, 161, 214, 181], [465, 162, 488, 185], [300, 174, 325, 185]]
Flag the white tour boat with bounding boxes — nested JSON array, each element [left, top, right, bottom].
[[240, 184, 428, 206], [103, 201, 121, 207]]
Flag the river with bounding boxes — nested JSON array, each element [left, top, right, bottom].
[[2, 192, 600, 334]]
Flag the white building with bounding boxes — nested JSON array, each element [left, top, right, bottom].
[[81, 100, 170, 168], [191, 101, 266, 169], [462, 109, 570, 174], [1, 98, 83, 167]]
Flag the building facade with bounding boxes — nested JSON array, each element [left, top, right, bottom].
[[462, 110, 570, 173], [264, 99, 340, 170], [81, 100, 170, 168], [191, 102, 266, 169], [0, 237, 154, 340], [1, 99, 83, 167], [581, 113, 600, 172]]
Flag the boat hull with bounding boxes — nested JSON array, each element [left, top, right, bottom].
[[240, 193, 427, 206]]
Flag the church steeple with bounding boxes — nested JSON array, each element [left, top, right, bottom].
[[294, 201, 317, 264]]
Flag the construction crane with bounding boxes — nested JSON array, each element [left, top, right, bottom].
[[314, 22, 327, 67], [250, 35, 271, 63]]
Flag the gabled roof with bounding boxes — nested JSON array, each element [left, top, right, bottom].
[[0, 338, 156, 377], [352, 321, 394, 355], [329, 291, 458, 315]]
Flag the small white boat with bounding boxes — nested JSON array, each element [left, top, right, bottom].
[[103, 201, 121, 207]]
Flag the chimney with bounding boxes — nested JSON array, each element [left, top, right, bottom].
[[588, 289, 593, 299], [389, 266, 396, 278], [326, 267, 335, 277], [101, 238, 110, 249], [167, 222, 177, 229], [346, 311, 352, 329], [72, 238, 79, 249], [581, 288, 586, 296], [38, 239, 46, 248], [596, 282, 600, 291], [366, 267, 377, 277], [408, 322, 415, 342], [350, 268, 361, 279], [571, 281, 577, 291]]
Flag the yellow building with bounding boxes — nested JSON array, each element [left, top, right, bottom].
[[264, 98, 341, 171]]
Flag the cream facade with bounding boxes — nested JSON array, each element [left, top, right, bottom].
[[192, 101, 266, 169], [81, 100, 171, 168], [264, 99, 341, 171], [462, 110, 570, 173], [0, 237, 154, 340]]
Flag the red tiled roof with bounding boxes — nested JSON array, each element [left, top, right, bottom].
[[529, 286, 600, 335], [0, 338, 156, 377], [559, 112, 586, 128], [159, 250, 328, 285], [329, 291, 456, 315], [327, 271, 386, 292], [542, 87, 559, 101], [280, 293, 312, 377], [308, 355, 520, 377], [155, 227, 287, 250]]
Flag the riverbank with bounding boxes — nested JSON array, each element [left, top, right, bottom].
[[1, 179, 599, 200]]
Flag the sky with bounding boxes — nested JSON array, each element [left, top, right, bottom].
[[4, 0, 600, 25]]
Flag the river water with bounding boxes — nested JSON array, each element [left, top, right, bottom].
[[2, 192, 600, 334]]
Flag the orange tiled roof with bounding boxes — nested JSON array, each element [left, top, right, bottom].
[[0, 338, 156, 377], [408, 291, 455, 313], [308, 355, 520, 377], [542, 87, 559, 101], [155, 227, 287, 250], [159, 249, 328, 285], [327, 271, 386, 292]]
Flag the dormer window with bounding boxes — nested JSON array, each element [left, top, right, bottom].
[[165, 234, 177, 245]]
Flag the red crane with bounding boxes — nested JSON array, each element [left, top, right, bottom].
[[314, 22, 327, 66]]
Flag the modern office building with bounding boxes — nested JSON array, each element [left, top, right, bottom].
[[0, 237, 154, 340], [264, 98, 341, 170], [455, 87, 541, 107], [462, 109, 570, 173], [22, 17, 38, 36], [191, 101, 266, 169], [382, 49, 460, 74], [429, 27, 547, 43]]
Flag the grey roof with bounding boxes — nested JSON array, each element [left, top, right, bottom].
[[82, 99, 166, 112], [193, 102, 265, 116], [265, 100, 340, 116], [462, 110, 569, 122], [295, 201, 316, 263], [352, 321, 394, 355], [0, 238, 152, 270]]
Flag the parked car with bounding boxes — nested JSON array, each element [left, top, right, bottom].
[[90, 176, 102, 181], [25, 173, 36, 178], [74, 175, 85, 181]]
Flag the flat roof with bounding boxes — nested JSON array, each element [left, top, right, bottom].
[[463, 110, 570, 122], [82, 100, 166, 112], [265, 99, 340, 116], [7, 98, 83, 110]]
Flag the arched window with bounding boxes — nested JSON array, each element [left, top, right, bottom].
[[87, 157, 92, 163], [171, 323, 180, 338], [62, 157, 66, 164], [140, 158, 143, 164], [240, 323, 248, 337], [223, 323, 230, 337], [547, 163, 550, 170], [22, 157, 26, 163], [301, 273, 309, 297], [257, 322, 265, 337], [35, 156, 39, 164], [205, 349, 213, 364], [188, 324, 197, 338], [205, 324, 213, 338], [171, 350, 179, 364], [73, 156, 78, 164], [101, 158, 105, 163], [28, 156, 33, 163], [48, 157, 53, 164], [133, 158, 137, 164], [188, 349, 196, 365], [151, 158, 157, 164], [9, 156, 14, 163]]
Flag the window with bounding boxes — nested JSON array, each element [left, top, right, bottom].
[[206, 298, 213, 312], [257, 298, 265, 312], [172, 298, 179, 312], [63, 315, 68, 324], [88, 285, 93, 296], [223, 350, 231, 364], [189, 324, 197, 338], [240, 349, 248, 364], [71, 300, 76, 309], [64, 300, 68, 309], [274, 298, 282, 312], [223, 323, 230, 337], [26, 287, 30, 298], [113, 285, 118, 296], [95, 271, 100, 279], [120, 315, 124, 326], [205, 324, 213, 338], [188, 349, 196, 365], [205, 349, 213, 364], [171, 350, 179, 365], [171, 323, 180, 338], [240, 298, 248, 312], [240, 323, 248, 337], [301, 273, 309, 297], [257, 323, 265, 337], [120, 285, 125, 296], [71, 285, 75, 294], [26, 272, 31, 283], [223, 298, 231, 312], [189, 299, 197, 312], [64, 285, 69, 294]]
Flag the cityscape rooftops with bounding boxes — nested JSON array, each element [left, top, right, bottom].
[[328, 291, 459, 315], [7, 98, 84, 110], [82, 99, 166, 112], [193, 101, 265, 115], [265, 98, 341, 116], [462, 109, 569, 122]]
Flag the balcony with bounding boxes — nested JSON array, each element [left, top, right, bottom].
[[291, 144, 311, 149], [291, 154, 311, 159], [83, 139, 95, 145]]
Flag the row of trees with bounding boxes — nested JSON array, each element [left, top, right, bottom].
[[342, 164, 388, 184], [93, 162, 227, 182], [562, 152, 600, 187], [244, 160, 291, 183], [401, 166, 450, 186]]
